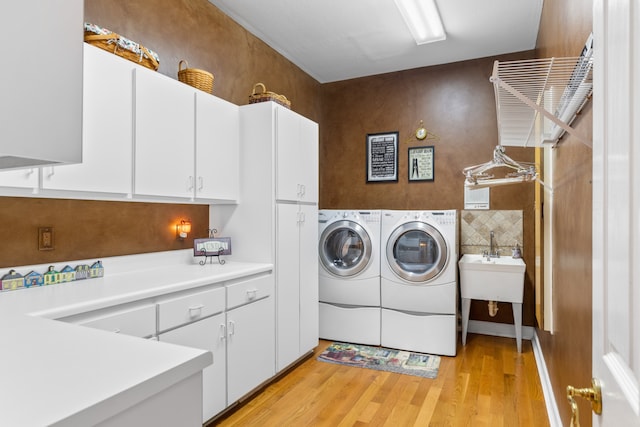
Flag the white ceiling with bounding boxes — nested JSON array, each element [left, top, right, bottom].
[[208, 0, 544, 83]]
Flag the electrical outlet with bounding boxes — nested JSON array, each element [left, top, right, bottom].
[[38, 227, 54, 251]]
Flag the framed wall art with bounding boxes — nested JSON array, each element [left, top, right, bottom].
[[408, 146, 434, 182], [366, 131, 398, 183]]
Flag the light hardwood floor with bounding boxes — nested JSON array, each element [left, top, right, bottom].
[[212, 335, 549, 426]]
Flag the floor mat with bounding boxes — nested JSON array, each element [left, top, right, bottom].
[[317, 342, 440, 379]]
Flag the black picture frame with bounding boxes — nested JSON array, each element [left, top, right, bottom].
[[408, 146, 435, 182], [193, 237, 232, 257], [366, 131, 398, 183]]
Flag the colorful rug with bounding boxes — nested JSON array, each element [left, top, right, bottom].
[[317, 342, 440, 379]]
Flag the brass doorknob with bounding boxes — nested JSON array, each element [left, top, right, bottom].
[[566, 378, 602, 427]]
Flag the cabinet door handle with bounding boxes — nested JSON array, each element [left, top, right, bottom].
[[300, 184, 306, 197], [198, 176, 204, 191], [188, 304, 204, 316], [46, 167, 55, 178], [113, 328, 121, 334], [228, 320, 235, 336], [187, 176, 194, 191], [219, 323, 226, 341], [246, 289, 257, 301]]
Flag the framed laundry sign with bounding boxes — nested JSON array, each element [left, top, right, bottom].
[[408, 146, 434, 182], [366, 131, 398, 183]]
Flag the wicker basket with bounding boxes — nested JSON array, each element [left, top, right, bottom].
[[84, 23, 159, 71], [177, 60, 214, 94], [249, 83, 291, 109]]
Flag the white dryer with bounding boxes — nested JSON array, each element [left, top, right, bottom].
[[380, 210, 458, 356], [318, 210, 381, 345]]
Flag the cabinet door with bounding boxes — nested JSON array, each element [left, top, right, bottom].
[[42, 44, 133, 195], [195, 93, 239, 202], [298, 204, 319, 354], [0, 0, 82, 168], [227, 296, 275, 404], [134, 67, 195, 199], [64, 304, 156, 339], [298, 116, 319, 203], [158, 313, 226, 422], [275, 107, 319, 203], [275, 203, 301, 372], [0, 168, 38, 190]]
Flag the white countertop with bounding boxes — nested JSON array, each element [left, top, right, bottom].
[[0, 250, 273, 426]]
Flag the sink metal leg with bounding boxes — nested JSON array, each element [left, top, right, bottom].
[[461, 298, 471, 345], [512, 302, 522, 353]]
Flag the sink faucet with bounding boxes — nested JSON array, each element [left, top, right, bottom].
[[489, 230, 500, 259]]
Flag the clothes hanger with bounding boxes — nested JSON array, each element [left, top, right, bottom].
[[462, 145, 538, 188]]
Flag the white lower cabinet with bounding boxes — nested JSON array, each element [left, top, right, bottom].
[[60, 303, 156, 339], [158, 313, 226, 422], [156, 286, 226, 423], [276, 203, 319, 372], [226, 274, 275, 404]]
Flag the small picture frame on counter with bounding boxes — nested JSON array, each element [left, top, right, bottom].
[[193, 237, 232, 257]]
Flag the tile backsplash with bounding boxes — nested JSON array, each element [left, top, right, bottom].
[[460, 210, 523, 256]]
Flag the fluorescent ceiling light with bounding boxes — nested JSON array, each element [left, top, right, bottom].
[[394, 0, 446, 45]]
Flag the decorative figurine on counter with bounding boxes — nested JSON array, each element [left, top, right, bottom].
[[44, 266, 61, 286], [60, 265, 76, 283], [24, 271, 44, 288], [90, 261, 104, 278], [1, 269, 25, 291], [75, 264, 90, 280]]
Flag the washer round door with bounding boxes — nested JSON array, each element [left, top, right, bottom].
[[386, 221, 448, 282], [319, 220, 373, 277]]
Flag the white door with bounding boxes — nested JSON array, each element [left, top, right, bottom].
[[591, 0, 640, 425], [158, 313, 226, 422], [195, 92, 239, 202], [298, 204, 319, 354], [275, 202, 301, 372], [134, 66, 195, 199], [42, 44, 133, 195]]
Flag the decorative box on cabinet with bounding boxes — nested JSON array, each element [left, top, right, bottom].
[[41, 44, 133, 196], [0, 0, 83, 170]]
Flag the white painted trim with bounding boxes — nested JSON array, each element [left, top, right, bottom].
[[532, 331, 562, 427], [467, 320, 534, 340]]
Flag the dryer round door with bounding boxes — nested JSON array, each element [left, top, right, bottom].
[[386, 221, 448, 282], [319, 220, 373, 277]]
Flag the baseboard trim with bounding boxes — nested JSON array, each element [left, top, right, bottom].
[[532, 331, 562, 427], [467, 319, 534, 339]]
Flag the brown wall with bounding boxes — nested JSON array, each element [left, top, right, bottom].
[[320, 54, 538, 327], [0, 0, 321, 268], [535, 0, 594, 425]]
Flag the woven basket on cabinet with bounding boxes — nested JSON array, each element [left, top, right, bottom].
[[248, 83, 291, 109], [177, 60, 214, 94]]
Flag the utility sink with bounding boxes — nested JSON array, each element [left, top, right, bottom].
[[458, 253, 527, 352], [458, 254, 526, 302]]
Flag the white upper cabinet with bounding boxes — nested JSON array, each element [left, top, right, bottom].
[[0, 0, 83, 170], [195, 93, 239, 202], [275, 106, 319, 203], [134, 66, 196, 200], [42, 44, 133, 195]]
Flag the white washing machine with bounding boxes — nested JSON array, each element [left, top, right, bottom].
[[318, 210, 381, 345], [380, 210, 458, 356]]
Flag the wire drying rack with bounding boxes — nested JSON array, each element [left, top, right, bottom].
[[490, 50, 593, 147]]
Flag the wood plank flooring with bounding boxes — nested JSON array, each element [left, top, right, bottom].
[[211, 334, 549, 427]]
